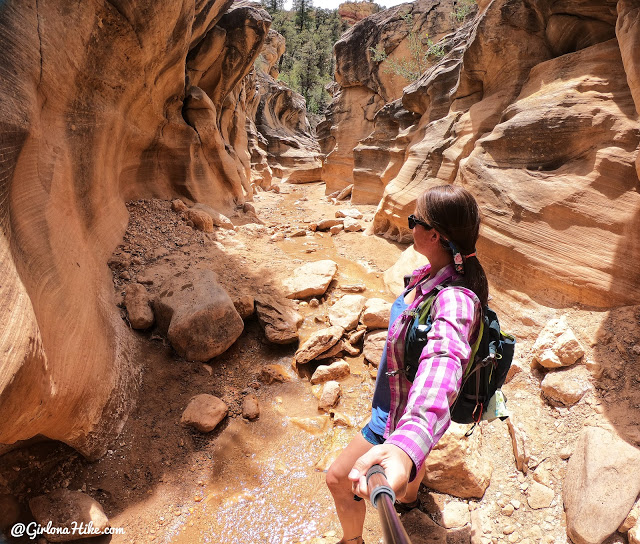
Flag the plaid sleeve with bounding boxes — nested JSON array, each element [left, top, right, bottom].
[[386, 286, 479, 475]]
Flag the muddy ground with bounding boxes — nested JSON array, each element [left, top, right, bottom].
[[1, 182, 639, 544]]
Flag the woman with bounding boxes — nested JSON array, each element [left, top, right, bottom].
[[326, 185, 488, 544]]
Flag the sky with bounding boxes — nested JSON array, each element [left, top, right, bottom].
[[282, 0, 410, 10]]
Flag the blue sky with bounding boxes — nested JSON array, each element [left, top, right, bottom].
[[282, 0, 410, 10]]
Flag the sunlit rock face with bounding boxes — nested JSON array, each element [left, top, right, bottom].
[[321, 0, 460, 200], [252, 30, 323, 185], [0, 0, 271, 458], [338, 0, 640, 308], [338, 1, 380, 26]]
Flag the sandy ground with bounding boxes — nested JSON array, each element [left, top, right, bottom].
[[1, 181, 639, 544]]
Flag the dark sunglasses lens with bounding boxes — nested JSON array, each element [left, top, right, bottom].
[[408, 215, 415, 229]]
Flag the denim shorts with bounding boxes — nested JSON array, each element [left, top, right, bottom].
[[361, 422, 386, 445]]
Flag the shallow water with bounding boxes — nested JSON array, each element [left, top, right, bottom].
[[169, 191, 393, 544]]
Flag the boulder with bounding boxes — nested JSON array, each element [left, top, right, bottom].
[[564, 427, 640, 544], [295, 326, 344, 365], [403, 508, 448, 544], [422, 423, 492, 499], [181, 394, 228, 433], [242, 393, 260, 421], [171, 199, 188, 213], [631, 524, 640, 544], [283, 260, 338, 299], [0, 494, 21, 532], [255, 295, 303, 344], [540, 366, 592, 406], [124, 283, 154, 329], [318, 381, 341, 412], [329, 224, 344, 235], [185, 208, 214, 232], [361, 298, 392, 329], [29, 489, 109, 542], [384, 245, 428, 296], [363, 330, 387, 367], [328, 294, 366, 330], [310, 360, 351, 384], [191, 203, 235, 230], [532, 316, 585, 369], [154, 269, 244, 361]]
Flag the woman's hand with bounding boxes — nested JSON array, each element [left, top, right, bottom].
[[348, 443, 415, 501]]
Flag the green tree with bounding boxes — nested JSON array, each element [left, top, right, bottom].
[[260, 0, 284, 14], [293, 0, 314, 31]]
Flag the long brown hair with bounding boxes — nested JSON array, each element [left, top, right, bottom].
[[415, 185, 489, 307]]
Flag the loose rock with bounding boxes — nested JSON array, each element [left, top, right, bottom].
[[343, 217, 362, 232], [316, 218, 343, 231], [242, 393, 260, 420], [233, 294, 255, 319], [29, 489, 109, 542], [318, 381, 341, 412], [442, 501, 471, 528], [363, 330, 387, 367], [185, 208, 214, 232], [310, 360, 351, 384], [295, 326, 344, 364], [541, 366, 592, 406], [181, 394, 228, 433], [361, 298, 391, 329], [124, 282, 154, 329], [259, 364, 292, 384], [283, 260, 338, 299], [336, 207, 362, 219], [328, 294, 366, 330], [527, 481, 554, 509], [422, 423, 492, 499], [255, 295, 303, 344], [171, 199, 188, 213], [532, 315, 585, 368], [192, 203, 235, 230]]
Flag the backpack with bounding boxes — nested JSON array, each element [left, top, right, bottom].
[[403, 285, 516, 426]]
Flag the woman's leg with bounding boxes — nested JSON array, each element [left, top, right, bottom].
[[397, 462, 426, 505], [326, 432, 374, 544]]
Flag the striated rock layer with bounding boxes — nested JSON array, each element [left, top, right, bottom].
[[0, 0, 277, 457], [331, 0, 640, 308], [320, 0, 461, 201]]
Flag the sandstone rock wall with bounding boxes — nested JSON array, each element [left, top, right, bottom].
[[332, 0, 640, 308], [321, 0, 461, 200], [251, 31, 323, 184], [0, 0, 275, 457]]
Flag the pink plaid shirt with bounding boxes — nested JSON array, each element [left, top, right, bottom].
[[383, 263, 481, 475]]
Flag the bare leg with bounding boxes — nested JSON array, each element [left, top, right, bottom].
[[398, 462, 426, 504], [326, 432, 374, 544]]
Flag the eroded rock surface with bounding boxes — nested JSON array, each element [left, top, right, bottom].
[[328, 0, 640, 308]]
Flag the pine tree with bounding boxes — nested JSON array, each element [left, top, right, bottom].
[[293, 0, 313, 32]]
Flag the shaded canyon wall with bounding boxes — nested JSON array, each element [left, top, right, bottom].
[[324, 0, 640, 308], [0, 0, 316, 457]]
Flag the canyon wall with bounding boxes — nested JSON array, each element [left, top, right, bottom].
[[320, 0, 465, 201], [0, 0, 314, 457], [327, 0, 640, 308]]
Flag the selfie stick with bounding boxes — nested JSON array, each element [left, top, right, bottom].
[[366, 464, 413, 544]]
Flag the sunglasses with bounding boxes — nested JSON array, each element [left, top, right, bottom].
[[408, 214, 433, 230]]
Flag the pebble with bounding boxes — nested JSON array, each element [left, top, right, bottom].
[[502, 504, 515, 516], [504, 525, 516, 535]]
